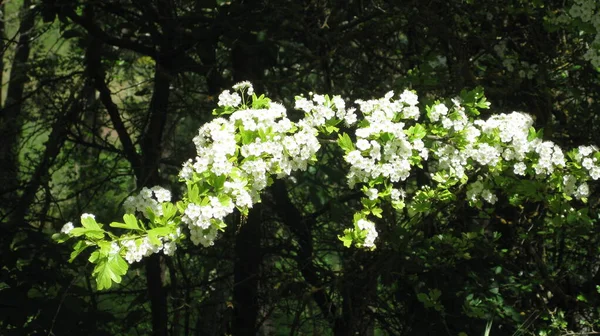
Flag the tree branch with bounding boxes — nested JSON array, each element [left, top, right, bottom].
[[63, 7, 155, 57]]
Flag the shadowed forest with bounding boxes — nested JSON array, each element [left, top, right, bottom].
[[2, 0, 600, 335]]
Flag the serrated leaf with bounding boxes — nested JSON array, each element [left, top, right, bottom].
[[212, 174, 227, 190], [176, 201, 186, 214], [147, 231, 162, 246], [69, 227, 87, 237], [371, 207, 383, 218], [324, 125, 338, 134], [69, 240, 90, 262], [417, 293, 429, 303], [52, 232, 70, 243], [92, 253, 129, 290], [89, 251, 100, 263], [148, 226, 172, 237], [81, 216, 101, 230], [337, 133, 355, 153], [85, 230, 105, 240], [392, 200, 405, 210], [188, 184, 200, 203], [162, 203, 177, 220], [241, 130, 255, 145], [429, 289, 441, 300], [110, 214, 141, 231], [212, 106, 235, 116], [338, 231, 354, 248], [218, 194, 232, 207], [405, 123, 427, 141]]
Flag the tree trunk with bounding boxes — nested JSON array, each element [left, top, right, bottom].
[[0, 0, 35, 221], [233, 206, 262, 335], [140, 57, 173, 336], [0, 1, 5, 108]]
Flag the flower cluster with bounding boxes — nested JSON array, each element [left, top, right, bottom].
[[469, 111, 566, 177], [344, 90, 424, 189], [57, 82, 600, 291], [426, 107, 570, 206], [574, 145, 600, 180], [356, 219, 378, 248], [124, 186, 172, 218], [295, 93, 357, 127], [122, 227, 181, 263], [466, 179, 498, 205], [179, 82, 326, 247], [552, 0, 600, 68]]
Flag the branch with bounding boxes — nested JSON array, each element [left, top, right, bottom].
[[271, 180, 339, 323], [63, 7, 155, 57], [85, 35, 142, 176]]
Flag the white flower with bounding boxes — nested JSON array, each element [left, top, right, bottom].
[[61, 222, 74, 234], [466, 181, 484, 202], [356, 219, 378, 248], [366, 188, 379, 200], [390, 188, 406, 201], [481, 189, 498, 204], [514, 162, 527, 175], [344, 108, 358, 126], [583, 157, 594, 170], [232, 81, 254, 95], [332, 95, 345, 110], [591, 166, 600, 180], [575, 183, 590, 199], [218, 90, 241, 107], [152, 186, 172, 203], [356, 139, 371, 151], [399, 90, 419, 106], [163, 242, 177, 256], [81, 213, 95, 220], [429, 103, 448, 122]]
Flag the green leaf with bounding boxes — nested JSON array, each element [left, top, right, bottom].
[[405, 123, 427, 140], [241, 130, 256, 145], [251, 94, 271, 109], [337, 133, 355, 153], [417, 293, 429, 304], [218, 194, 232, 207], [147, 231, 162, 246], [429, 289, 441, 301], [392, 200, 405, 210], [527, 127, 543, 141], [379, 132, 395, 142], [69, 228, 87, 237], [338, 230, 354, 248], [162, 202, 177, 220], [212, 106, 235, 116], [110, 214, 141, 231], [81, 216, 102, 230], [188, 183, 200, 203], [148, 226, 172, 236], [69, 240, 90, 262], [371, 207, 383, 218], [324, 125, 339, 134], [92, 253, 129, 290], [147, 226, 172, 246], [84, 229, 105, 240], [176, 201, 186, 214], [145, 207, 156, 224], [212, 174, 227, 190], [89, 251, 100, 263], [52, 232, 70, 243]]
